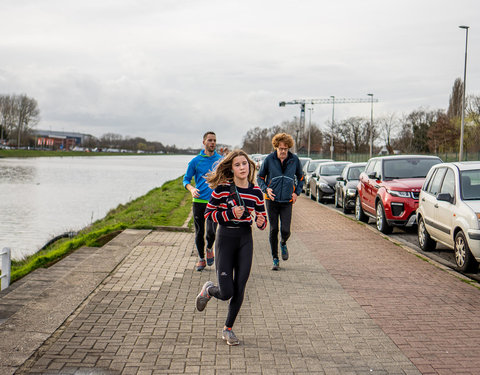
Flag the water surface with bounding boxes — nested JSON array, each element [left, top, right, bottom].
[[0, 155, 191, 260]]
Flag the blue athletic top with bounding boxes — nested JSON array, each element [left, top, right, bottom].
[[183, 150, 223, 203]]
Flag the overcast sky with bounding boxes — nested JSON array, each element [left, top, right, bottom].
[[1, 0, 479, 149]]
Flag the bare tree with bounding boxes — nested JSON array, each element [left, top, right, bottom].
[[467, 94, 480, 127], [447, 78, 463, 119], [13, 94, 40, 147], [378, 113, 400, 154]]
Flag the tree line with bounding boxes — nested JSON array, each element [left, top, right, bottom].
[[81, 132, 190, 154], [0, 94, 40, 147], [242, 78, 480, 158]]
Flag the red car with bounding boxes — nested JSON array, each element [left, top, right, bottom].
[[355, 155, 442, 234]]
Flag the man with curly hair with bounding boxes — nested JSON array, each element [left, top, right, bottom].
[[257, 133, 304, 270]]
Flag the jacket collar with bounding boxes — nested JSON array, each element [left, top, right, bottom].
[[273, 150, 293, 163], [199, 150, 220, 158]]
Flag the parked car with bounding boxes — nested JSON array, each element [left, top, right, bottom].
[[355, 155, 442, 234], [302, 159, 333, 195], [416, 162, 480, 272], [252, 154, 267, 170], [334, 162, 366, 213], [310, 161, 351, 203], [299, 157, 312, 170]]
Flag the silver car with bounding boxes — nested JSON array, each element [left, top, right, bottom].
[[416, 162, 480, 272]]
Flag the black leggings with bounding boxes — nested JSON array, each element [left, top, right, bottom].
[[266, 200, 292, 259], [193, 202, 217, 259], [208, 226, 253, 328]]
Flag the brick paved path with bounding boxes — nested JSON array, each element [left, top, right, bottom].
[[5, 196, 480, 374]]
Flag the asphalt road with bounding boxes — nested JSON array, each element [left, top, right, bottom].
[[308, 195, 480, 283]]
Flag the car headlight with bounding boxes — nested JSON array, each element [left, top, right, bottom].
[[346, 188, 356, 196], [319, 182, 329, 189], [387, 190, 411, 198]]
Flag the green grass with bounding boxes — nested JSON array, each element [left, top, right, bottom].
[[9, 176, 192, 283]]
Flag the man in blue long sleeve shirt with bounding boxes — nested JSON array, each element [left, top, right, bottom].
[[183, 131, 223, 271]]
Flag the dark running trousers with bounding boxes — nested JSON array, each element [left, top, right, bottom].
[[265, 200, 292, 260], [192, 202, 217, 259], [208, 226, 253, 328]]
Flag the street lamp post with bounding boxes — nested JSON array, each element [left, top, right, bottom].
[[367, 93, 374, 157], [459, 25, 469, 161], [307, 107, 313, 157], [330, 96, 335, 159]]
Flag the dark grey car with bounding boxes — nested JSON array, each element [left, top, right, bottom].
[[334, 162, 366, 213], [310, 161, 351, 203], [302, 159, 333, 195]]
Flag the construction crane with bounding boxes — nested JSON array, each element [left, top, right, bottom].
[[279, 97, 379, 158]]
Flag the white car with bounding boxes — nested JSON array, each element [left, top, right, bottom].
[[416, 162, 480, 272]]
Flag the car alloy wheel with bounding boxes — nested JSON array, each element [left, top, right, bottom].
[[335, 191, 341, 208], [417, 217, 436, 251], [454, 231, 478, 272], [342, 196, 349, 214], [355, 195, 368, 223], [376, 202, 393, 234]]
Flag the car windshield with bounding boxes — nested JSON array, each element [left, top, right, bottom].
[[319, 164, 347, 176], [307, 161, 321, 173], [383, 158, 441, 180], [347, 166, 364, 180], [299, 158, 310, 168], [460, 170, 480, 200]]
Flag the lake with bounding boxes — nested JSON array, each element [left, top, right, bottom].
[[0, 155, 192, 260]]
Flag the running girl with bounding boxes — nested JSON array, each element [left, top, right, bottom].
[[195, 150, 267, 346]]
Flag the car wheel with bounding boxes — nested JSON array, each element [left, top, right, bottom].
[[317, 189, 323, 204], [342, 196, 350, 214], [376, 201, 393, 234], [417, 217, 436, 251], [355, 195, 369, 223], [335, 191, 341, 208], [310, 187, 315, 200], [454, 231, 479, 272]]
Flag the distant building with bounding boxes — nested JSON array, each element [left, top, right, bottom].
[[33, 130, 91, 150]]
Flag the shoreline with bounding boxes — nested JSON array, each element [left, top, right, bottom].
[[7, 175, 192, 284]]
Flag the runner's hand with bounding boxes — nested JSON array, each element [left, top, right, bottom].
[[256, 214, 265, 227], [189, 187, 200, 198], [233, 206, 245, 219], [266, 188, 275, 201], [292, 192, 298, 204]]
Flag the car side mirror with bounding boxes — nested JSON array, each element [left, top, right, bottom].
[[336, 176, 344, 181], [311, 173, 317, 178], [437, 193, 453, 203], [367, 172, 377, 179]]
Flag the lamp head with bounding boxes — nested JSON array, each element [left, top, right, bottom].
[[459, 25, 469, 29], [279, 101, 286, 107]]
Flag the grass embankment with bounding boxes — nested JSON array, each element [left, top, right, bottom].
[[10, 176, 192, 283], [0, 149, 134, 158]]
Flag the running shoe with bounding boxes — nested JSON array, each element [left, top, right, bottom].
[[280, 242, 289, 261], [206, 248, 214, 266], [196, 259, 206, 271], [222, 327, 239, 346], [272, 258, 279, 271], [196, 281, 214, 311]]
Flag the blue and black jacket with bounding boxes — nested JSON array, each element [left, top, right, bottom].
[[183, 150, 223, 203], [257, 151, 304, 203]]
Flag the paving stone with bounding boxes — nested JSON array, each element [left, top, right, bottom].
[[3, 198, 480, 374]]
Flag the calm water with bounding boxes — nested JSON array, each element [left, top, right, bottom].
[[0, 155, 192, 260]]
